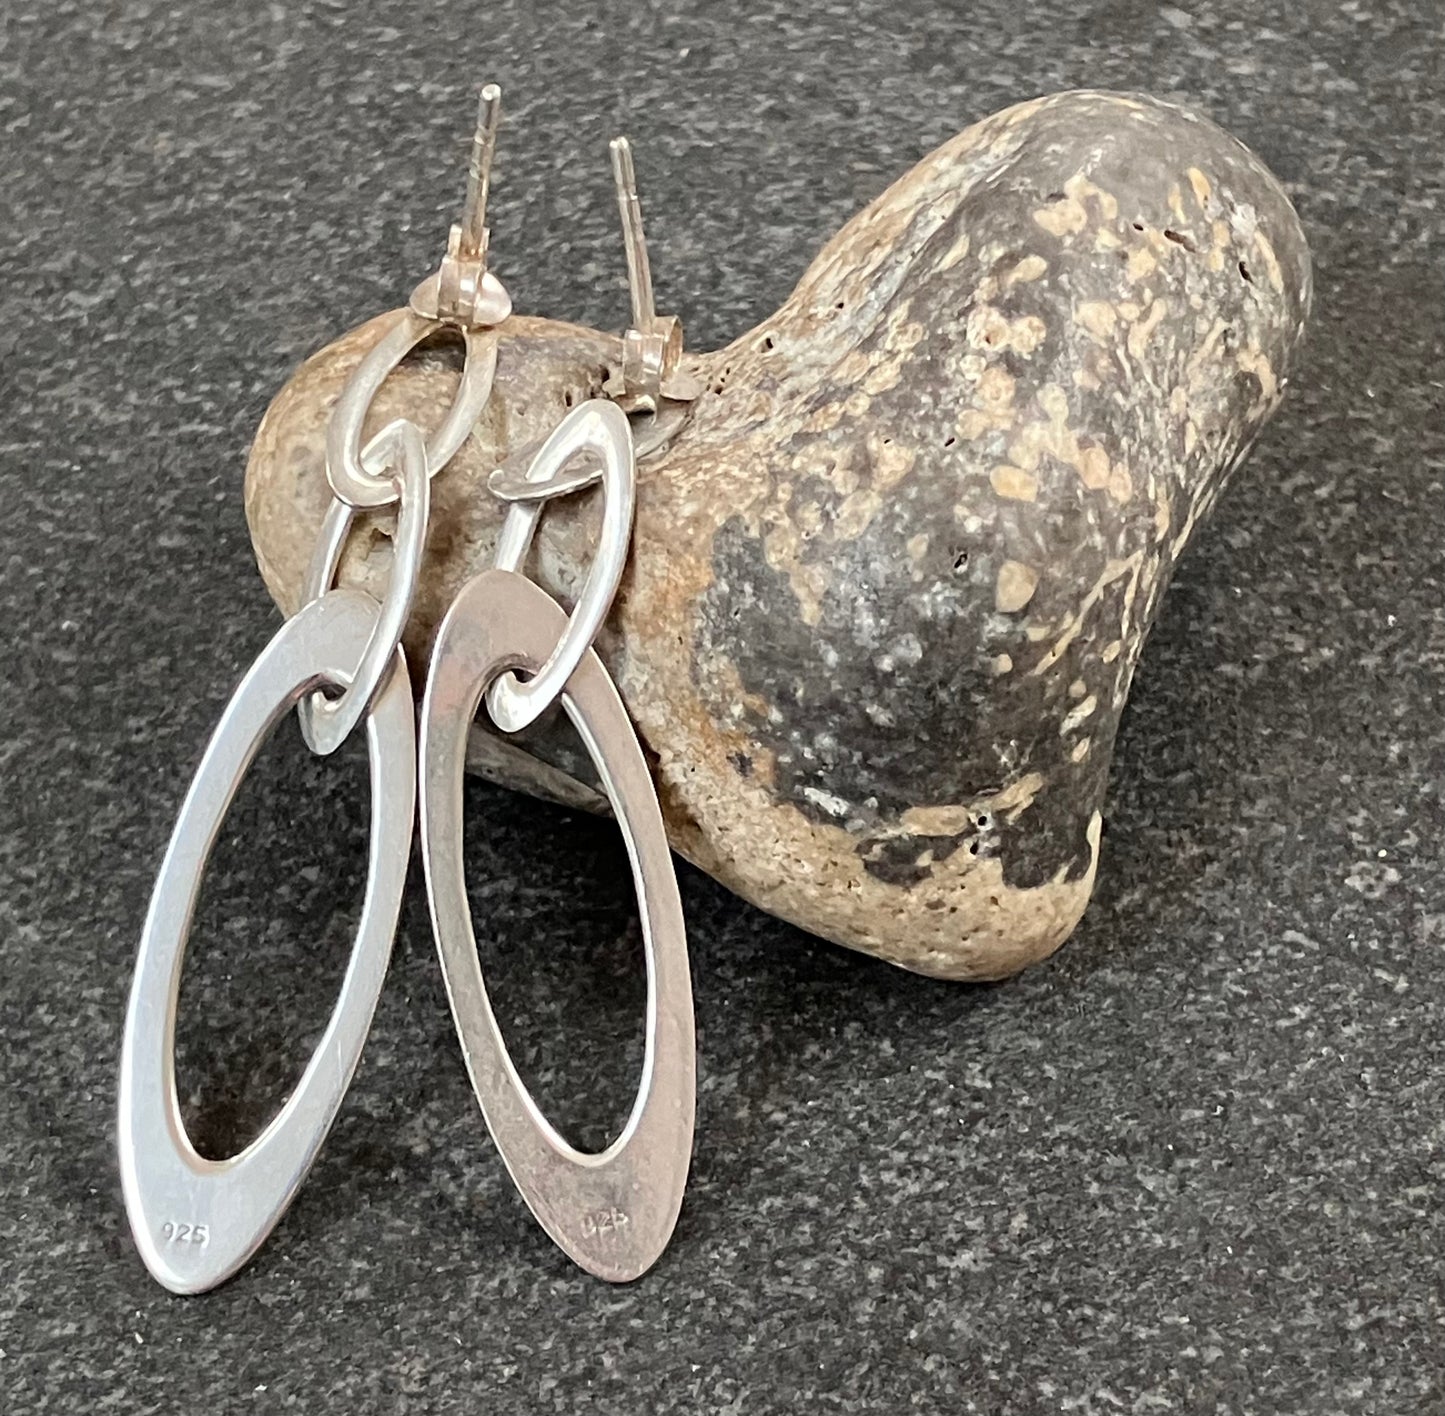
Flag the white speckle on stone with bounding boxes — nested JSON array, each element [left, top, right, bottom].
[[802, 786, 851, 818], [852, 598, 881, 648], [1060, 694, 1099, 734]]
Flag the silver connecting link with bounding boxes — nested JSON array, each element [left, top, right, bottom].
[[299, 419, 430, 755], [484, 400, 637, 734]]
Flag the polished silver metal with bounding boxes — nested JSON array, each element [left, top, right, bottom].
[[408, 269, 512, 331], [325, 315, 498, 509], [118, 589, 415, 1294], [484, 399, 636, 734], [487, 443, 604, 504], [486, 402, 683, 503], [418, 132, 699, 1279], [119, 82, 521, 1296], [328, 87, 512, 508], [298, 420, 429, 756], [628, 401, 693, 461], [421, 569, 695, 1282]]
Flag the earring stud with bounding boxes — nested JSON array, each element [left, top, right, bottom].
[[410, 83, 513, 328], [487, 133, 699, 505], [605, 135, 700, 414]]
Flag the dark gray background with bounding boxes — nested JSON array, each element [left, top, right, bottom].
[[2, 1, 1443, 1412]]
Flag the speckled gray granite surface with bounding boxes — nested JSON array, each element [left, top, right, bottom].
[[1, 1, 1442, 1412]]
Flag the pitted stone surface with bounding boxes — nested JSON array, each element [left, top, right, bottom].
[[247, 92, 1310, 980], [3, 3, 1443, 1412]]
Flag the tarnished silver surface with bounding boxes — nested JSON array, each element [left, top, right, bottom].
[[421, 569, 694, 1282], [118, 589, 414, 1294], [325, 311, 498, 508], [485, 400, 636, 734], [297, 420, 429, 756]]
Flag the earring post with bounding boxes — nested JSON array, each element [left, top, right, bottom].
[[412, 84, 513, 327], [459, 84, 503, 259], [610, 136, 656, 333]]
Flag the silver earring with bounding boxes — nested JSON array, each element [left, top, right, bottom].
[[118, 88, 511, 1294], [420, 136, 696, 1283]]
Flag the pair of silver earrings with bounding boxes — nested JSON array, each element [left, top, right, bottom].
[[118, 87, 698, 1293]]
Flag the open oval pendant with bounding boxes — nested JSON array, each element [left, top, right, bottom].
[[420, 568, 695, 1282], [118, 588, 414, 1294]]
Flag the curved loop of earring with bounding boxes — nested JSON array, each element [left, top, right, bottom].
[[297, 419, 431, 756], [421, 569, 695, 1283], [420, 132, 700, 1279], [120, 85, 514, 1294], [487, 407, 677, 504], [325, 85, 510, 510], [325, 321, 499, 509], [118, 588, 415, 1294], [484, 399, 636, 734]]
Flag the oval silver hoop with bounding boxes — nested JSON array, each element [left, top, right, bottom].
[[326, 310, 498, 509], [488, 402, 685, 503], [485, 400, 636, 734], [420, 569, 695, 1282], [298, 420, 429, 756], [118, 588, 415, 1294]]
